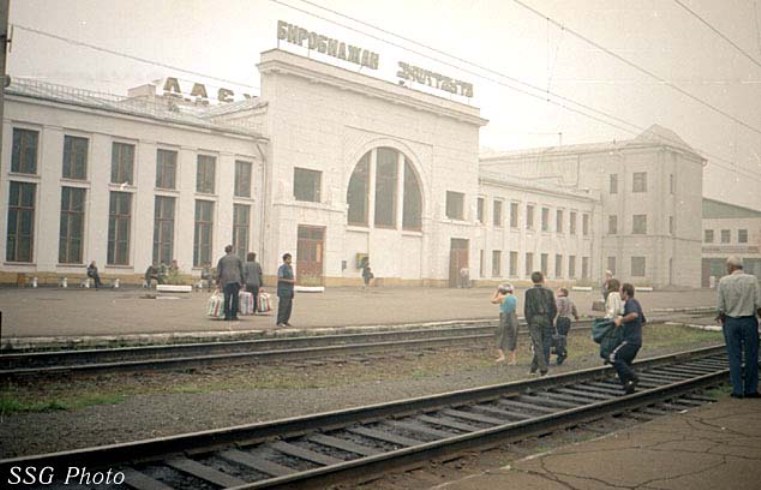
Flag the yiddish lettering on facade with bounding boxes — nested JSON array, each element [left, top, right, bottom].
[[397, 62, 474, 98], [277, 20, 380, 70]]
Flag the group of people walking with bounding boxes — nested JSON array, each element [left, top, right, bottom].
[[491, 270, 644, 394]]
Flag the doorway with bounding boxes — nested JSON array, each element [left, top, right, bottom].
[[296, 225, 325, 286], [449, 238, 469, 288]]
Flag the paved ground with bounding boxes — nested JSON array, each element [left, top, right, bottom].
[[437, 398, 761, 490], [0, 285, 719, 348]]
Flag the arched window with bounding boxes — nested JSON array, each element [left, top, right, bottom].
[[347, 147, 422, 231]]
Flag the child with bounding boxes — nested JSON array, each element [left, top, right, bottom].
[[554, 287, 580, 365], [490, 283, 518, 365]]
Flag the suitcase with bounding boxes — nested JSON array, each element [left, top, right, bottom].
[[258, 292, 272, 313], [239, 291, 255, 315], [206, 292, 225, 319]]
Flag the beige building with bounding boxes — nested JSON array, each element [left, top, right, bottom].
[[480, 126, 706, 288], [0, 47, 707, 289], [702, 198, 761, 285]]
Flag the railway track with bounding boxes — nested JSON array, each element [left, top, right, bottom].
[[0, 311, 716, 381], [0, 345, 738, 489]]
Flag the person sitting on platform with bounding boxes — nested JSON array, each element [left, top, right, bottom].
[[86, 260, 103, 289], [144, 264, 163, 288]]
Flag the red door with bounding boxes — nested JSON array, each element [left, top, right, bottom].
[[449, 238, 469, 288], [296, 225, 325, 286]]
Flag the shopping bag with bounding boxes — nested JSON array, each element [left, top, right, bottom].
[[239, 291, 254, 315], [257, 292, 272, 313], [206, 292, 225, 319]]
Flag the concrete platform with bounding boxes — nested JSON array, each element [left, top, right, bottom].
[[437, 397, 761, 490]]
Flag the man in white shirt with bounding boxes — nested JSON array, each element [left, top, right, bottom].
[[717, 256, 761, 398]]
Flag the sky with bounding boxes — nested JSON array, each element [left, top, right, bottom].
[[7, 0, 761, 210]]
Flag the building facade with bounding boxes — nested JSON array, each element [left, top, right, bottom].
[[702, 198, 761, 285], [1, 48, 711, 289]]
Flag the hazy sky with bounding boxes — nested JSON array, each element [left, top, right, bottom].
[[8, 0, 761, 210]]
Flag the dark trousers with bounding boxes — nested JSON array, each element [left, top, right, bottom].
[[247, 285, 260, 313], [723, 316, 759, 396], [529, 317, 552, 373], [89, 272, 103, 289], [609, 341, 641, 386], [555, 317, 572, 361], [223, 282, 241, 320], [277, 295, 293, 325]]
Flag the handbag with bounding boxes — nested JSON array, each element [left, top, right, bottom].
[[257, 292, 272, 313], [206, 292, 225, 319]]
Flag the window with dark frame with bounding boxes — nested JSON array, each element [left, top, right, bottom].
[[446, 191, 465, 220], [583, 213, 590, 235], [402, 160, 422, 230], [510, 202, 519, 228], [509, 251, 518, 276], [493, 200, 502, 227], [235, 160, 252, 198], [704, 229, 714, 243], [525, 252, 534, 277], [721, 229, 731, 243], [107, 191, 132, 265], [193, 200, 214, 267], [540, 253, 548, 276], [632, 172, 647, 192], [582, 256, 590, 279], [477, 197, 484, 223], [631, 256, 646, 277], [569, 255, 576, 278], [526, 204, 534, 229], [570, 211, 577, 234], [111, 142, 135, 185], [555, 254, 562, 278], [152, 196, 175, 266], [541, 207, 550, 232], [375, 148, 398, 227], [233, 204, 250, 261], [632, 214, 647, 234], [347, 153, 370, 226], [609, 174, 618, 194], [556, 209, 564, 233], [196, 155, 216, 194], [294, 167, 322, 203], [6, 181, 36, 262], [156, 149, 177, 190], [609, 215, 618, 234], [492, 250, 501, 277], [738, 229, 748, 243], [63, 136, 88, 180], [59, 187, 86, 264], [12, 128, 39, 174]]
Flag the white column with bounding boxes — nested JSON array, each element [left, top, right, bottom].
[[36, 126, 63, 270]]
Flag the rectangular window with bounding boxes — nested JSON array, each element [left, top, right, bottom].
[[493, 200, 502, 227], [509, 251, 518, 276], [446, 191, 465, 220], [111, 142, 135, 185], [12, 128, 39, 174], [479, 249, 485, 277], [477, 197, 484, 224], [63, 135, 88, 180], [233, 204, 250, 260], [402, 160, 422, 231], [704, 229, 714, 243], [510, 202, 519, 228], [556, 210, 564, 233], [59, 187, 86, 264], [492, 250, 501, 277], [631, 256, 646, 277], [375, 149, 398, 226], [540, 253, 548, 276], [633, 171, 647, 192], [347, 153, 369, 226], [526, 205, 535, 229], [294, 167, 321, 202], [569, 255, 576, 279], [193, 200, 214, 267], [738, 229, 748, 243], [541, 207, 550, 232], [196, 155, 216, 194], [609, 174, 618, 194], [107, 192, 132, 265], [582, 256, 590, 279], [670, 174, 675, 194], [525, 252, 534, 276], [607, 256, 617, 276], [570, 211, 577, 234], [6, 182, 36, 262], [555, 254, 562, 278], [609, 215, 618, 234], [669, 216, 674, 235], [632, 214, 647, 234], [152, 196, 175, 266], [721, 229, 731, 243], [583, 213, 590, 236], [234, 160, 252, 198], [155, 149, 177, 189]]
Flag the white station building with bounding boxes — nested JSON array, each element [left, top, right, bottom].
[[0, 39, 714, 289]]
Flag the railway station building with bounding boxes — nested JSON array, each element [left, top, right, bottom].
[[0, 44, 712, 289]]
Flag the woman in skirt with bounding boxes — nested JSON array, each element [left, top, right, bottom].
[[491, 283, 519, 365]]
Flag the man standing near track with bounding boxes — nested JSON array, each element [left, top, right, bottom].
[[524, 271, 557, 376], [611, 283, 645, 394], [717, 256, 761, 398], [216, 245, 244, 321]]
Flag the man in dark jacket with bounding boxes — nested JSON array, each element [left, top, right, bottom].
[[216, 245, 244, 321], [524, 271, 557, 376], [276, 253, 295, 327]]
